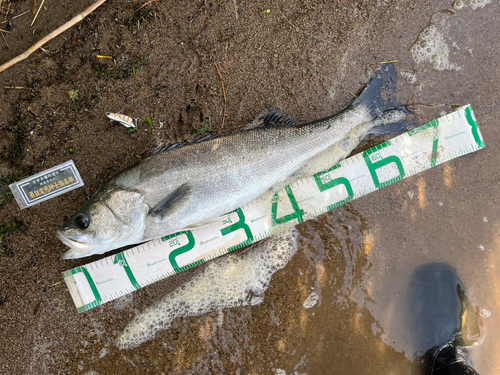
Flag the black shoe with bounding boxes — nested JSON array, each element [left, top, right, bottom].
[[408, 263, 480, 375]]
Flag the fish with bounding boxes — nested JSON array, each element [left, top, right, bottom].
[[57, 63, 409, 259]]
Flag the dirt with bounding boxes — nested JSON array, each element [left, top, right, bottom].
[[1, 0, 500, 374]]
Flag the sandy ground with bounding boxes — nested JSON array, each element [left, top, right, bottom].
[[0, 0, 499, 374]]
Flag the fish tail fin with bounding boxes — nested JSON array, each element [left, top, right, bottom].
[[352, 63, 411, 121]]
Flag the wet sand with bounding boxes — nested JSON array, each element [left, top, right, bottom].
[[0, 0, 499, 374]]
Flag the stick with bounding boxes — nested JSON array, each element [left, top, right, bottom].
[[4, 2, 11, 20], [233, 0, 238, 20], [0, 0, 107, 74], [1, 32, 8, 49], [13, 10, 30, 19], [213, 61, 227, 131], [30, 0, 46, 28], [136, 0, 161, 12], [3, 2, 11, 20]]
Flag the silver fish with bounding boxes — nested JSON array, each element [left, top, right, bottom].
[[57, 63, 408, 259]]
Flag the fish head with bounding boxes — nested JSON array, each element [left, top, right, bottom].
[[57, 188, 147, 258]]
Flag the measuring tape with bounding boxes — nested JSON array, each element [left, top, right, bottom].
[[63, 105, 484, 313]]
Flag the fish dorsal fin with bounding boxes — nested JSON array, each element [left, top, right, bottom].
[[149, 183, 192, 222], [243, 107, 299, 130], [151, 135, 217, 155], [151, 108, 298, 155]]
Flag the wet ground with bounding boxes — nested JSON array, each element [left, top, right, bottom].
[[1, 0, 500, 374]]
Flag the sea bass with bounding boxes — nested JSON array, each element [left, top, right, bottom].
[[57, 63, 408, 259]]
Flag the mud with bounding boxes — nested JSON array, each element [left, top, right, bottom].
[[1, 0, 500, 374]]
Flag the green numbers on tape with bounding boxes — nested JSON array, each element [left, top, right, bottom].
[[408, 119, 440, 167], [162, 231, 196, 272], [426, 119, 440, 168], [113, 253, 141, 290], [271, 185, 305, 226], [71, 266, 101, 312], [363, 141, 405, 189], [220, 208, 253, 251], [465, 106, 484, 148], [314, 164, 354, 210]]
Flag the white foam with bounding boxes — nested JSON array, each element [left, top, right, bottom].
[[480, 309, 491, 318], [410, 24, 460, 71], [372, 109, 407, 126], [469, 0, 492, 9], [452, 0, 466, 9], [116, 228, 299, 349], [99, 347, 108, 359], [400, 71, 417, 85], [303, 292, 319, 309], [453, 0, 492, 9]]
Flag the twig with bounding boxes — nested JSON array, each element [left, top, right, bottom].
[[4, 86, 27, 89], [0, 28, 11, 32], [277, 8, 339, 48], [0, 0, 107, 74], [3, 2, 11, 21], [136, 0, 161, 12], [233, 0, 238, 19], [30, 0, 45, 28], [213, 61, 227, 131], [1, 32, 8, 48], [13, 10, 30, 19]]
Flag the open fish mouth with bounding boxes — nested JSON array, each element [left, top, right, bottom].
[[56, 230, 91, 250]]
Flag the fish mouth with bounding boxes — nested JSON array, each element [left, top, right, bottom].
[[56, 229, 91, 251]]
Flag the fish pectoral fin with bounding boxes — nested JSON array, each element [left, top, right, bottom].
[[149, 183, 192, 222], [243, 107, 299, 130], [182, 215, 223, 230]]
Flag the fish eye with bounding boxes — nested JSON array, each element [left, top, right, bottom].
[[74, 214, 89, 229]]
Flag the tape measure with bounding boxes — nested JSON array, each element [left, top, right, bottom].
[[63, 105, 484, 313]]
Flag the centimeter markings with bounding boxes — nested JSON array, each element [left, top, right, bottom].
[[63, 105, 484, 313]]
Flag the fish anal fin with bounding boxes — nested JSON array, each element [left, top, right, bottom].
[[149, 183, 192, 222], [244, 107, 299, 130], [182, 215, 224, 230]]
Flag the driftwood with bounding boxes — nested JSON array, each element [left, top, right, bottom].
[[0, 0, 107, 74]]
